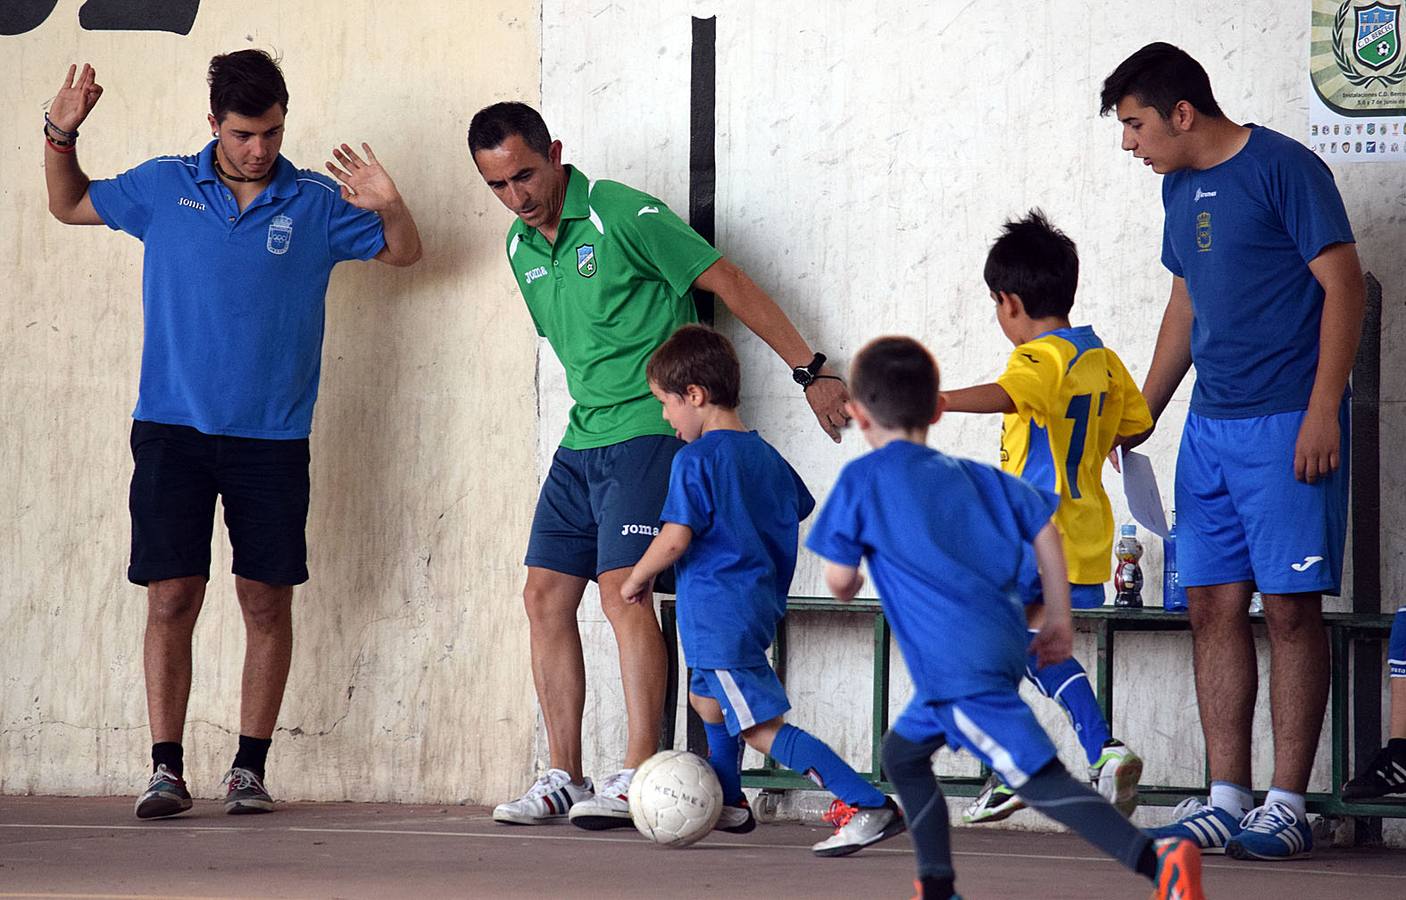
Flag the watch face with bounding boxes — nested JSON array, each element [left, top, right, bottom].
[[792, 368, 812, 386]]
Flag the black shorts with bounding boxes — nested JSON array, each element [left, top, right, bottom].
[[128, 420, 311, 587]]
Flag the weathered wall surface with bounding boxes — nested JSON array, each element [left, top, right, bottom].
[[537, 0, 1404, 837], [1, 1, 542, 803]]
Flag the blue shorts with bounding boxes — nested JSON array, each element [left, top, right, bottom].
[[1021, 576, 1107, 610], [525, 434, 682, 584], [1390, 608, 1406, 679], [891, 690, 1057, 790], [1175, 403, 1348, 595], [690, 665, 791, 736]]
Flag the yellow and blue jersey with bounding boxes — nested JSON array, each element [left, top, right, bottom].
[[997, 326, 1152, 585]]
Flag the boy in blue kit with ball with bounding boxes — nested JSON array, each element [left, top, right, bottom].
[[806, 337, 1202, 900], [944, 210, 1152, 824], [620, 324, 905, 857]]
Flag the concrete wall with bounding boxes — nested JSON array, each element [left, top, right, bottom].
[[537, 0, 1404, 837], [1, 1, 542, 803]]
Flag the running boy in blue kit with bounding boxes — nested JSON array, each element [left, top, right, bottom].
[[943, 210, 1153, 824], [806, 337, 1202, 900], [620, 324, 905, 857]]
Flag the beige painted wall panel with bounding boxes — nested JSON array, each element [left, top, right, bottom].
[[2, 1, 542, 804]]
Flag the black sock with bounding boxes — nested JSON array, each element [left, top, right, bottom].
[[152, 742, 183, 777], [1389, 737, 1406, 756], [919, 875, 957, 899], [232, 735, 272, 778], [1135, 842, 1159, 880]]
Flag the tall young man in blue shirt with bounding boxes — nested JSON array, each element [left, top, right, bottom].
[[44, 51, 422, 819], [1101, 42, 1364, 860]]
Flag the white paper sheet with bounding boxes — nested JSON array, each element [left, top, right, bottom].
[[1120, 448, 1169, 538]]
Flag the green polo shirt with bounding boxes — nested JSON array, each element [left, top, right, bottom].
[[507, 166, 721, 449]]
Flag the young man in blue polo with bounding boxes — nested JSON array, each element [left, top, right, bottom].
[[1102, 43, 1364, 859], [468, 103, 848, 829], [44, 51, 422, 818]]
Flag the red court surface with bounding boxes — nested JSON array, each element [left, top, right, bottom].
[[1, 796, 1404, 898]]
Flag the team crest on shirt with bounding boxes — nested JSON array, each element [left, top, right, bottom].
[[266, 215, 293, 255], [1195, 211, 1212, 252], [576, 243, 597, 278]]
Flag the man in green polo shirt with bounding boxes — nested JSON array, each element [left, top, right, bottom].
[[469, 102, 847, 829]]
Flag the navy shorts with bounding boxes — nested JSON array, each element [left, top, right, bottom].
[[128, 420, 311, 587], [525, 434, 683, 586], [1176, 403, 1348, 595]]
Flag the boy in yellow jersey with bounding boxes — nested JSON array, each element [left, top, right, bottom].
[[944, 210, 1154, 825]]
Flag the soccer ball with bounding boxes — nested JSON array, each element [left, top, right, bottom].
[[627, 750, 723, 847]]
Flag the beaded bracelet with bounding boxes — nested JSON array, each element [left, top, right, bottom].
[[46, 135, 76, 154], [44, 113, 78, 140]]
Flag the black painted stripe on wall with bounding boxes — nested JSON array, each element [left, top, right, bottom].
[[690, 15, 717, 325]]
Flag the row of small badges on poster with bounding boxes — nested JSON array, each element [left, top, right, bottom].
[[1310, 119, 1406, 155]]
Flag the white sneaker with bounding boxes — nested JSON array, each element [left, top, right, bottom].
[[568, 768, 635, 831], [714, 799, 756, 834], [810, 797, 906, 857], [492, 768, 593, 825], [1089, 739, 1143, 817]]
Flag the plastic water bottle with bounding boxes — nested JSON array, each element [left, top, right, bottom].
[[1162, 511, 1187, 612], [1249, 591, 1264, 615], [1113, 524, 1144, 608]]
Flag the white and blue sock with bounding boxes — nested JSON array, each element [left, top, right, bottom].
[[770, 723, 887, 808], [1026, 630, 1112, 766], [1209, 780, 1253, 817]]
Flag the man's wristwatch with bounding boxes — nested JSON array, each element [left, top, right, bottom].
[[792, 352, 827, 388]]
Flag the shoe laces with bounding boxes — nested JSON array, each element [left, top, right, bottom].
[[522, 769, 571, 799], [1238, 801, 1298, 834], [1170, 797, 1211, 821], [599, 770, 633, 797], [148, 765, 181, 786], [822, 799, 857, 831], [223, 768, 262, 791]]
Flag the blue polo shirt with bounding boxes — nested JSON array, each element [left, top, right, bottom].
[[806, 441, 1058, 701], [1160, 126, 1355, 418], [88, 142, 386, 439], [661, 430, 815, 669]]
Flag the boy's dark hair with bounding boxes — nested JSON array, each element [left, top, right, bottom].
[[1099, 42, 1223, 120], [850, 337, 940, 430], [208, 50, 288, 122], [467, 102, 554, 158], [983, 209, 1079, 320], [647, 324, 742, 409]]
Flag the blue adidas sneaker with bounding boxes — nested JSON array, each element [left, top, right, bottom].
[[1147, 798, 1240, 854], [1226, 801, 1312, 861]]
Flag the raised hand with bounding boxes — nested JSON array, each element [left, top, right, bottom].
[[49, 64, 103, 134], [325, 142, 403, 211]]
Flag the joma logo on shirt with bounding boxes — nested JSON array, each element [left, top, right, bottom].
[[1194, 188, 1218, 202], [525, 266, 549, 284], [177, 197, 206, 211], [621, 524, 660, 537]]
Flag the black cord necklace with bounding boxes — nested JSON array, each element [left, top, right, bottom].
[[214, 153, 263, 184]]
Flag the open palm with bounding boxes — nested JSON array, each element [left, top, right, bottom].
[[325, 142, 401, 211]]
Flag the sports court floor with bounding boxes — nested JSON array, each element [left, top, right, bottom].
[[2, 797, 1404, 898]]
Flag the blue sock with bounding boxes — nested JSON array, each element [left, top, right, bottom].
[[704, 722, 745, 806], [1026, 631, 1111, 766], [770, 723, 886, 808]]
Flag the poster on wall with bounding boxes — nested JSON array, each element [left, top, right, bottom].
[[1309, 0, 1406, 161]]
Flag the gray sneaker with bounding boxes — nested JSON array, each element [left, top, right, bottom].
[[135, 764, 193, 819], [811, 797, 905, 857], [222, 767, 274, 814]]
